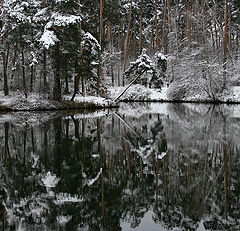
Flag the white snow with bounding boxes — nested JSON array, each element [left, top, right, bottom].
[[158, 152, 167, 160], [82, 32, 101, 51], [87, 168, 102, 186], [54, 193, 83, 205], [150, 85, 168, 101], [64, 95, 116, 107], [56, 215, 72, 226], [108, 84, 240, 103], [156, 52, 167, 61], [39, 30, 59, 49], [108, 85, 168, 102], [51, 13, 81, 27], [41, 172, 60, 188]]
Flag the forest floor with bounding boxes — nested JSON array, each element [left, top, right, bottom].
[[1, 85, 240, 112], [0, 92, 117, 111], [108, 85, 240, 103]]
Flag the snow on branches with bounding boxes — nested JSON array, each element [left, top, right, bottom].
[[124, 49, 167, 89]]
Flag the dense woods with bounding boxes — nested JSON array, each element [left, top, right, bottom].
[[0, 0, 239, 101]]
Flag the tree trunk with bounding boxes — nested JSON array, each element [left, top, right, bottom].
[[1, 19, 9, 95], [123, 0, 133, 85], [155, 0, 161, 50], [21, 50, 27, 98], [223, 0, 228, 90], [53, 40, 61, 101], [71, 74, 80, 101], [139, 0, 143, 55], [30, 66, 34, 92], [43, 49, 47, 92], [162, 0, 167, 52]]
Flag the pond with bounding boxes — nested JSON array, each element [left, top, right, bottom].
[[0, 103, 239, 231]]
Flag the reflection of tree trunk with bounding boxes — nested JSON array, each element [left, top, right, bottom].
[[224, 151, 228, 216], [97, 118, 101, 153], [21, 129, 27, 195], [155, 156, 159, 206], [108, 152, 112, 189], [222, 112, 228, 216], [4, 122, 9, 160], [44, 125, 48, 166], [3, 122, 9, 230], [65, 119, 69, 139], [101, 172, 105, 225], [64, 77, 69, 93], [163, 157, 168, 202], [71, 115, 80, 140], [82, 118, 85, 139], [31, 128, 35, 153], [126, 142, 132, 194], [54, 118, 62, 183], [140, 158, 143, 184]]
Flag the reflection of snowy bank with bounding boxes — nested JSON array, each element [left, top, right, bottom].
[[5, 171, 83, 229], [0, 109, 114, 127], [118, 102, 169, 118]]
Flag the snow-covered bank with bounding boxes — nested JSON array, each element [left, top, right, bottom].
[[0, 92, 118, 111], [108, 85, 240, 103]]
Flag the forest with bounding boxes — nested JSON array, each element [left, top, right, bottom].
[[0, 0, 239, 104]]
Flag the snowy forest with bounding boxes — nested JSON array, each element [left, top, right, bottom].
[[0, 0, 240, 104], [1, 1, 240, 230]]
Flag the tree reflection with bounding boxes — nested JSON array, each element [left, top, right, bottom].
[[0, 104, 240, 230]]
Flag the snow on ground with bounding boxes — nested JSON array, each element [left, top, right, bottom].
[[108, 84, 168, 102], [109, 84, 240, 104], [0, 92, 117, 111], [64, 95, 115, 107], [1, 85, 240, 113], [0, 92, 57, 110], [150, 85, 168, 101], [221, 86, 240, 102]]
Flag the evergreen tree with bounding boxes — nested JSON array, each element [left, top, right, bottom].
[[38, 0, 82, 100]]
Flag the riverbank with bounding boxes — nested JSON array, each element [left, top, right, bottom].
[[1, 85, 240, 112], [0, 92, 118, 111], [109, 85, 240, 104]]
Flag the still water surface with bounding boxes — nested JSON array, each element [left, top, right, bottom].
[[0, 103, 239, 230]]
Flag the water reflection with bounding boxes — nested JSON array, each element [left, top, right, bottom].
[[0, 103, 239, 230]]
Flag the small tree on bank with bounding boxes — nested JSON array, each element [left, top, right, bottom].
[[124, 49, 166, 89]]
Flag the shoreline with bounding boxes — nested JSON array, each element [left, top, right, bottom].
[[0, 99, 119, 112], [1, 98, 240, 112], [118, 99, 240, 104]]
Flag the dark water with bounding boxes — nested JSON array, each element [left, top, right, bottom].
[[0, 103, 240, 231]]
